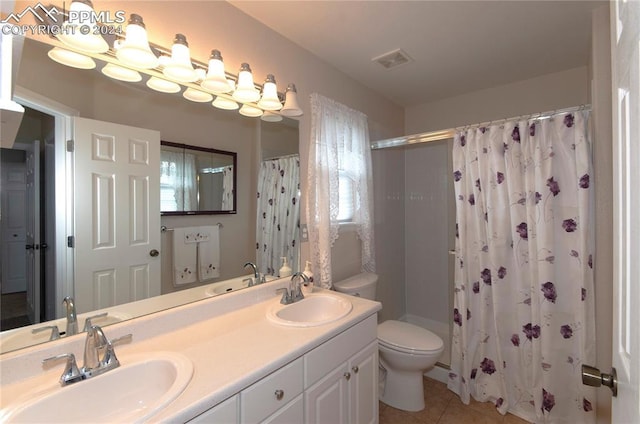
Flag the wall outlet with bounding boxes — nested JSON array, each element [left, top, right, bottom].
[[300, 224, 309, 242]]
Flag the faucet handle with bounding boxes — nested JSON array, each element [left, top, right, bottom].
[[43, 353, 84, 386], [32, 325, 61, 341], [101, 333, 132, 369], [276, 287, 292, 305], [82, 312, 108, 332]]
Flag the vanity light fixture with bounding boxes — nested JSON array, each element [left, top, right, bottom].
[[47, 47, 96, 69], [239, 104, 263, 118], [232, 63, 260, 103], [56, 0, 109, 54], [261, 111, 283, 122], [146, 76, 181, 93], [43, 4, 303, 120], [280, 84, 303, 117], [101, 63, 142, 82], [183, 87, 214, 103], [257, 74, 282, 111], [201, 50, 230, 94], [162, 34, 198, 83], [114, 14, 159, 69]]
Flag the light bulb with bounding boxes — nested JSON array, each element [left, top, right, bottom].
[[257, 74, 282, 111], [56, 0, 109, 53], [232, 63, 260, 103], [261, 111, 283, 122], [201, 50, 231, 94], [47, 47, 96, 69], [280, 84, 303, 117], [183, 88, 213, 103], [115, 14, 158, 69], [162, 34, 197, 83], [101, 63, 142, 82], [239, 104, 263, 117], [146, 76, 181, 93]]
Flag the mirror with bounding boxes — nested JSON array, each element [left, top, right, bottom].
[[160, 141, 237, 215], [0, 37, 300, 353]]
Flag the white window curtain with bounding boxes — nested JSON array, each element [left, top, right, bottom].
[[160, 150, 197, 211], [448, 111, 596, 423], [256, 155, 300, 276], [307, 93, 375, 288], [222, 165, 234, 210]]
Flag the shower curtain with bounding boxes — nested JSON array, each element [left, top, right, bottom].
[[256, 155, 300, 276], [448, 111, 596, 424]]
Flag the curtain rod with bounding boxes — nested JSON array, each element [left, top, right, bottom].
[[371, 104, 591, 150], [263, 153, 300, 161]]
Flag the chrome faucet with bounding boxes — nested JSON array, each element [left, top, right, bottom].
[[62, 296, 78, 336], [82, 325, 132, 378], [244, 262, 265, 286], [278, 272, 309, 304], [42, 325, 132, 386]]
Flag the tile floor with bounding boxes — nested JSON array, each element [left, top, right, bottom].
[[379, 377, 531, 424]]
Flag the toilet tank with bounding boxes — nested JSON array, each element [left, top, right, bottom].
[[333, 272, 378, 300]]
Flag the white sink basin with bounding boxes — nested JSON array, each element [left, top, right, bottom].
[[205, 278, 251, 296], [267, 293, 353, 327], [2, 352, 193, 423]]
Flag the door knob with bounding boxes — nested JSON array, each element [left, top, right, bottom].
[[581, 364, 617, 396], [149, 249, 159, 257]]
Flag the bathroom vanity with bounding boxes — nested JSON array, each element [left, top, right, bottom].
[[0, 278, 381, 423]]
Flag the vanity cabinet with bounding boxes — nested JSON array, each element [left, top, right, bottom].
[[186, 314, 378, 424], [305, 341, 378, 424]]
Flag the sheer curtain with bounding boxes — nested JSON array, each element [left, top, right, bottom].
[[307, 93, 375, 288], [256, 156, 300, 276], [160, 150, 197, 211], [448, 111, 596, 423]]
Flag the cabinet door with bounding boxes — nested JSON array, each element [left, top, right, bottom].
[[261, 394, 304, 424], [305, 364, 349, 424], [348, 341, 379, 424], [187, 394, 239, 423]]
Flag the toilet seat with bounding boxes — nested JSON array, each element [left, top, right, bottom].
[[378, 320, 444, 354]]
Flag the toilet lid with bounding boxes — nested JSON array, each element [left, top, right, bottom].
[[378, 320, 444, 353]]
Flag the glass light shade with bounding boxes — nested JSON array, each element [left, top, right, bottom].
[[146, 76, 181, 93], [201, 50, 230, 94], [257, 74, 282, 111], [101, 63, 142, 82], [183, 88, 213, 103], [115, 14, 159, 69], [239, 104, 263, 117], [212, 96, 239, 110], [280, 84, 303, 117], [261, 111, 283, 122], [232, 63, 260, 103], [162, 34, 197, 83], [57, 0, 109, 53], [47, 47, 96, 69]]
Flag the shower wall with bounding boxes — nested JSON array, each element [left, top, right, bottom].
[[403, 141, 453, 336]]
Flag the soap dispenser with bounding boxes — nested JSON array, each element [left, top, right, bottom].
[[279, 257, 292, 278], [303, 261, 314, 282]]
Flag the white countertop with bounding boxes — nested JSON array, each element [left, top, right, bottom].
[[0, 279, 381, 423]]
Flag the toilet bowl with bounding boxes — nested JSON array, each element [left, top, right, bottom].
[[332, 273, 445, 412]]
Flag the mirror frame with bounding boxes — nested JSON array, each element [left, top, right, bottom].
[[160, 140, 238, 216]]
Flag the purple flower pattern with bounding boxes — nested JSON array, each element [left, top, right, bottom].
[[453, 170, 462, 182], [450, 113, 593, 423], [453, 308, 462, 326]]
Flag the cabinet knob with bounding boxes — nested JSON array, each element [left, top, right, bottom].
[[352, 366, 359, 374], [274, 389, 284, 400], [344, 372, 351, 381]]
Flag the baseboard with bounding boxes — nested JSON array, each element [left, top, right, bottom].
[[424, 363, 449, 384]]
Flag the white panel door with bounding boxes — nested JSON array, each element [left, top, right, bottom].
[[305, 363, 349, 424], [611, 0, 640, 422], [25, 140, 40, 323], [73, 117, 160, 313], [348, 342, 378, 424], [0, 162, 27, 294]]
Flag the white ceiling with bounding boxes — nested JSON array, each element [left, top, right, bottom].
[[229, 1, 605, 108]]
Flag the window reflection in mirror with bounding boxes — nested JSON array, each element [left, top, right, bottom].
[[160, 141, 237, 215]]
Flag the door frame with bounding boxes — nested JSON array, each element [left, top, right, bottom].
[[14, 86, 78, 318]]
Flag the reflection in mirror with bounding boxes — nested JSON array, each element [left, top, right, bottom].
[[160, 142, 237, 215], [0, 37, 299, 354]]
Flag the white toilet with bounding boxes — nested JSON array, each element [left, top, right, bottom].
[[333, 272, 444, 412]]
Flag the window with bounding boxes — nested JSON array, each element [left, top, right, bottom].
[[337, 170, 355, 222]]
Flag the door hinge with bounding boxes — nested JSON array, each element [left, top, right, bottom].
[[66, 139, 74, 152], [67, 236, 74, 248]]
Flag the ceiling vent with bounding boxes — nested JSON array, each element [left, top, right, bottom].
[[372, 48, 413, 70]]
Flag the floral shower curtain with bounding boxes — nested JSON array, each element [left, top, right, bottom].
[[448, 111, 596, 424], [256, 155, 300, 276], [221, 165, 234, 210]]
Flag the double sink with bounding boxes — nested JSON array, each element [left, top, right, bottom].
[[0, 290, 353, 422]]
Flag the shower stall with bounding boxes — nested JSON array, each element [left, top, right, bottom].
[[372, 137, 455, 369]]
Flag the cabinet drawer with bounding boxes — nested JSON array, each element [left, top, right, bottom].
[[304, 314, 377, 387], [261, 394, 304, 424], [241, 357, 303, 423]]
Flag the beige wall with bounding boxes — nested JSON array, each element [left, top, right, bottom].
[[405, 66, 590, 134]]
